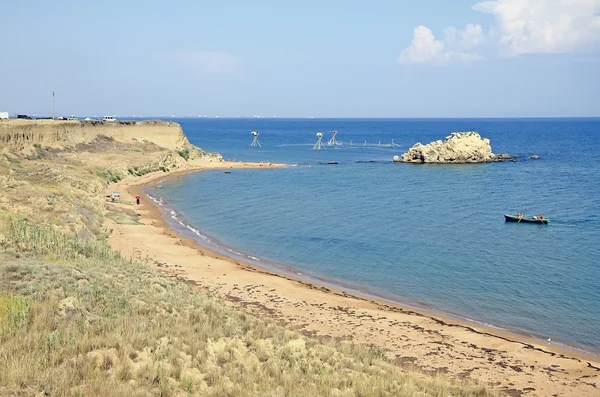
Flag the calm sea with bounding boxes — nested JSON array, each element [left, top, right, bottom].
[[144, 118, 600, 354]]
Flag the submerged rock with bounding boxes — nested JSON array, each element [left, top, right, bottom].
[[401, 132, 505, 164]]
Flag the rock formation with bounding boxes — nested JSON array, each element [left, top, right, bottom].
[[400, 132, 505, 164]]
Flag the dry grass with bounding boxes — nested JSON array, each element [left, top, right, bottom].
[[0, 220, 500, 397], [4, 218, 121, 261], [0, 132, 501, 396]]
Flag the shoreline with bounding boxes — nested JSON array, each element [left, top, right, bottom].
[[135, 191, 600, 359], [107, 165, 600, 396], [142, 168, 600, 359]]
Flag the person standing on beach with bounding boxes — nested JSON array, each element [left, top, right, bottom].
[[136, 195, 140, 205]]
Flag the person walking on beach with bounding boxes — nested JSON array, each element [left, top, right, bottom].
[[136, 195, 140, 205]]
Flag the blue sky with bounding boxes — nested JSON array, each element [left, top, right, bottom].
[[1, 0, 599, 117]]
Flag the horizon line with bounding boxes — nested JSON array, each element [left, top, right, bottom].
[[13, 114, 600, 120], [140, 116, 600, 120]]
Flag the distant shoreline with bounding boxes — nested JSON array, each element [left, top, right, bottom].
[[4, 116, 599, 121], [126, 116, 600, 120]]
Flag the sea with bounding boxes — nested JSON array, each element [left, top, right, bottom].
[[143, 118, 600, 355]]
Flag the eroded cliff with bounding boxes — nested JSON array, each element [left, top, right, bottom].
[[0, 119, 190, 151]]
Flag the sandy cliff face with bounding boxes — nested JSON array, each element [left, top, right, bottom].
[[0, 120, 190, 151]]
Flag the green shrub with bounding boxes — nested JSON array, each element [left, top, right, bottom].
[[96, 169, 109, 181], [177, 149, 190, 160]]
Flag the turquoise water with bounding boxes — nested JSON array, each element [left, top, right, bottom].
[[145, 118, 600, 354]]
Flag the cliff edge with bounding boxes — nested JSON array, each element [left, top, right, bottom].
[[0, 119, 191, 151]]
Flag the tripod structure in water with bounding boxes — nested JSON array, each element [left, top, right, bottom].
[[313, 132, 325, 150], [328, 130, 340, 146], [250, 131, 261, 148]]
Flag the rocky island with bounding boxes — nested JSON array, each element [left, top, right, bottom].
[[400, 131, 509, 164]]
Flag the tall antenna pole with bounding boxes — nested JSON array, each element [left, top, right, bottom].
[[52, 91, 55, 120]]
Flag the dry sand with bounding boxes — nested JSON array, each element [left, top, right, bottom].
[[106, 164, 600, 397]]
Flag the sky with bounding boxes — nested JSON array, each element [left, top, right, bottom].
[[1, 0, 599, 118]]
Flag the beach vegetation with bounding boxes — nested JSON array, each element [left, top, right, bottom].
[[95, 168, 124, 184], [25, 143, 46, 160], [3, 154, 20, 164], [0, 217, 500, 397], [128, 165, 169, 177], [95, 168, 110, 182], [111, 173, 123, 183], [178, 148, 190, 160]]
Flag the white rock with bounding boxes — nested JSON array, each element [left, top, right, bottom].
[[401, 132, 501, 164]]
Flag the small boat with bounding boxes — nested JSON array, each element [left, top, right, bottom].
[[504, 214, 549, 224], [319, 161, 339, 165]]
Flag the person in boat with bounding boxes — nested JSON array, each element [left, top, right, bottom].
[[539, 214, 544, 220], [517, 212, 523, 218]]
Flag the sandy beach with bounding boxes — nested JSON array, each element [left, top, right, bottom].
[[106, 165, 600, 397]]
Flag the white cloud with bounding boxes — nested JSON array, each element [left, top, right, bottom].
[[398, 25, 485, 64], [173, 51, 241, 75], [444, 24, 486, 50], [473, 0, 600, 56]]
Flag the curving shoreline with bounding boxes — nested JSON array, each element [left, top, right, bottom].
[[106, 164, 600, 396], [133, 191, 600, 358]]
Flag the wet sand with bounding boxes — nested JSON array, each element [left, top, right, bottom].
[[106, 164, 600, 397]]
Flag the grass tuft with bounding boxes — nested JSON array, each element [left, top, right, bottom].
[[3, 218, 121, 261], [0, 292, 31, 341]]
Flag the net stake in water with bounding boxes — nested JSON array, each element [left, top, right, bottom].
[[250, 131, 261, 148]]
